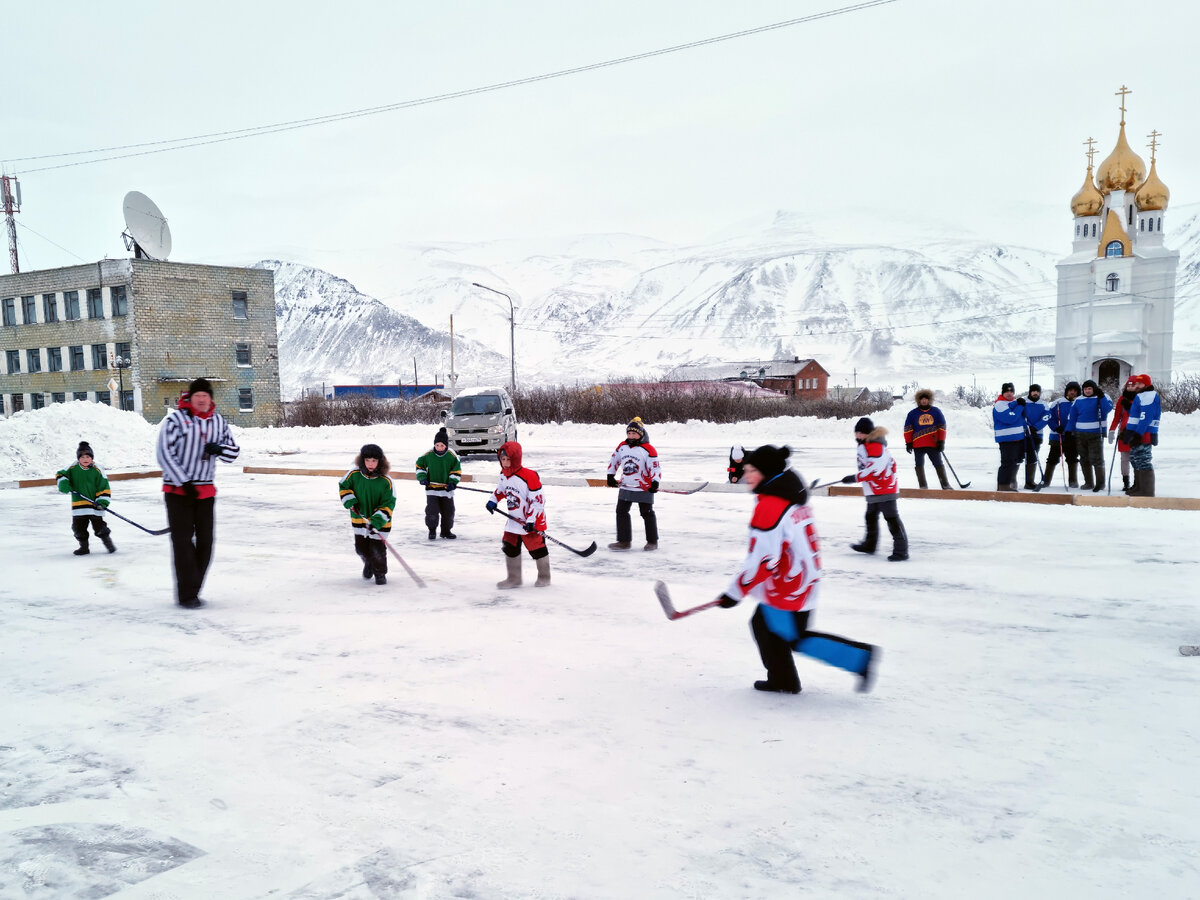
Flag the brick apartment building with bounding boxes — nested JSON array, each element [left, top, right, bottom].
[[1, 259, 280, 426], [666, 357, 830, 399]]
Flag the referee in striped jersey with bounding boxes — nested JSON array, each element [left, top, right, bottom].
[[156, 377, 241, 608]]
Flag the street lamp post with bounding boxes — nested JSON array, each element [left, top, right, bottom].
[[113, 355, 131, 410], [470, 282, 516, 393]]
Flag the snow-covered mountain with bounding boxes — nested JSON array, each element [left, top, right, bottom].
[[258, 261, 510, 398], [264, 208, 1200, 397]]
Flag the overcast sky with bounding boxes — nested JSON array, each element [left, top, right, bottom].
[[5, 0, 1199, 290]]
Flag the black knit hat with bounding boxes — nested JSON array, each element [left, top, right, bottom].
[[743, 444, 790, 481], [854, 417, 874, 434], [1028, 383, 1041, 394], [1065, 380, 1081, 395], [187, 377, 214, 397], [625, 418, 646, 438], [360, 443, 383, 459], [434, 427, 449, 447], [76, 441, 94, 459], [1001, 382, 1015, 393]]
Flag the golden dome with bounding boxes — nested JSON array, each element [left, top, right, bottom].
[[1095, 123, 1146, 194], [1071, 166, 1103, 217], [1135, 159, 1170, 211]]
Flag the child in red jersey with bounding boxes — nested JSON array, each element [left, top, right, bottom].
[[842, 417, 908, 561], [486, 441, 550, 589]]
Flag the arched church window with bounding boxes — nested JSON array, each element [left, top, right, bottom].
[[1105, 241, 1124, 257], [1106, 273, 1119, 292], [1157, 217, 1162, 231], [1148, 218, 1154, 232], [1092, 223, 1097, 237], [1127, 205, 1133, 225], [1139, 219, 1145, 231], [1076, 224, 1080, 237]]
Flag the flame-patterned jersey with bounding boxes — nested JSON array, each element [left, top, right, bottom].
[[493, 467, 547, 535], [607, 441, 661, 492], [726, 496, 820, 612], [854, 438, 899, 497]]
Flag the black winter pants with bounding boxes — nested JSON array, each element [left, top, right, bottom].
[[164, 494, 215, 605], [354, 535, 388, 576], [71, 514, 112, 546], [424, 495, 455, 535], [616, 498, 658, 543], [997, 440, 1024, 487]]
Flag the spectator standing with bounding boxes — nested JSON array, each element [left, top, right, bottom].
[[1121, 374, 1161, 497], [1044, 381, 1081, 488], [992, 382, 1026, 492], [1069, 379, 1113, 492], [1022, 384, 1050, 490], [1109, 378, 1139, 492]]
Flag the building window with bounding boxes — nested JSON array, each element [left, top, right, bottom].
[[10, 393, 23, 412], [1106, 273, 1119, 292], [1157, 217, 1162, 231], [239, 387, 254, 411], [119, 390, 134, 411], [96, 390, 111, 406], [1127, 204, 1133, 225], [31, 393, 45, 410], [1, 298, 14, 326], [232, 291, 248, 319], [1075, 224, 1080, 237], [4, 349, 18, 374], [91, 343, 108, 369], [43, 294, 58, 322], [86, 288, 104, 318], [69, 345, 85, 371], [26, 349, 41, 373], [22, 296, 36, 324], [1148, 218, 1154, 233], [111, 285, 128, 316], [64, 291, 80, 320], [73, 391, 88, 401], [1139, 218, 1144, 232], [235, 343, 252, 366], [115, 341, 131, 366], [51, 392, 66, 404], [47, 347, 62, 372], [1105, 241, 1124, 257], [1092, 223, 1097, 237]]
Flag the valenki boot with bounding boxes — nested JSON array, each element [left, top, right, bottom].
[[1024, 463, 1037, 490], [1067, 460, 1079, 488], [497, 554, 522, 589], [934, 465, 952, 490], [534, 556, 551, 587], [1041, 460, 1058, 488], [915, 467, 928, 489], [1091, 464, 1105, 493]]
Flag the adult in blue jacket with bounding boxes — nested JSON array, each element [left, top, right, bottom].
[[992, 382, 1026, 492], [1120, 374, 1161, 497], [1044, 381, 1081, 487], [1021, 384, 1050, 490], [1068, 379, 1114, 492]]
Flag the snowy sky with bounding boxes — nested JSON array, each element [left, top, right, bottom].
[[2, 401, 1198, 896], [5, 0, 1200, 288]]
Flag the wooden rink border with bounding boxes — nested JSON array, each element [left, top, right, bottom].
[[236, 467, 1200, 510], [4, 470, 164, 490]]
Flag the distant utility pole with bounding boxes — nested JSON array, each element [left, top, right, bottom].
[[1, 175, 21, 274]]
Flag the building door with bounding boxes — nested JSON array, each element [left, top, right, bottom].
[[1096, 358, 1123, 395]]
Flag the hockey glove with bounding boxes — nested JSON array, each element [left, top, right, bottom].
[[181, 481, 198, 499], [936, 440, 945, 452], [606, 474, 617, 488], [1015, 397, 1026, 406], [841, 474, 857, 484], [1107, 431, 1115, 444], [905, 443, 913, 454], [446, 482, 456, 492], [1120, 430, 1141, 446], [524, 521, 537, 533], [343, 496, 357, 510], [717, 594, 740, 608], [97, 498, 110, 509], [369, 513, 387, 531], [58, 481, 71, 493], [203, 441, 223, 457], [486, 500, 498, 514], [649, 480, 659, 493]]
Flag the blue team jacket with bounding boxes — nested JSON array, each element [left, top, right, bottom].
[[1068, 395, 1114, 434]]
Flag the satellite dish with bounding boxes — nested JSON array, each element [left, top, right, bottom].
[[122, 191, 172, 260]]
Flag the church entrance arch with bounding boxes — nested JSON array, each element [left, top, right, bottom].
[[1096, 358, 1124, 395]]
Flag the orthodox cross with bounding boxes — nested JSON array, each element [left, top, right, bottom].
[[1083, 137, 1097, 168], [1115, 85, 1132, 125], [1147, 129, 1161, 164]]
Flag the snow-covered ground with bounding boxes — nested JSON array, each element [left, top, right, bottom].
[[2, 402, 1198, 898]]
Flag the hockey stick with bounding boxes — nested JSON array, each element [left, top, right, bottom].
[[1106, 435, 1118, 495], [454, 484, 493, 494], [654, 580, 723, 621], [489, 506, 597, 557], [656, 482, 709, 495], [939, 452, 971, 489], [353, 507, 426, 588], [72, 492, 170, 535]]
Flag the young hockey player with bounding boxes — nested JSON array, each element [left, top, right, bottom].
[[902, 388, 950, 489], [487, 441, 550, 588], [56, 441, 115, 555], [415, 427, 461, 539], [727, 445, 746, 484], [1121, 374, 1161, 497], [843, 417, 908, 561], [605, 417, 662, 551], [716, 444, 878, 694], [338, 444, 396, 585]]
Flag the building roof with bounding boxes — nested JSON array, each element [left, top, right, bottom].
[[664, 358, 829, 381]]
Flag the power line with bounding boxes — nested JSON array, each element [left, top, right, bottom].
[[7, 1, 897, 174], [14, 220, 89, 263]]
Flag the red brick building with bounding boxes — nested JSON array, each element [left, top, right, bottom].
[[666, 358, 829, 399]]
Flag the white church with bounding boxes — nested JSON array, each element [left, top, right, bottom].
[[1055, 86, 1176, 391]]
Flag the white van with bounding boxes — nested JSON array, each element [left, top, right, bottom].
[[442, 387, 518, 455]]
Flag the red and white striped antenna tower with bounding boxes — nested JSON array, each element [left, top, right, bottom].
[[1, 173, 20, 274]]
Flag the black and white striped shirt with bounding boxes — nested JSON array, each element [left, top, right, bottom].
[[156, 407, 241, 487]]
